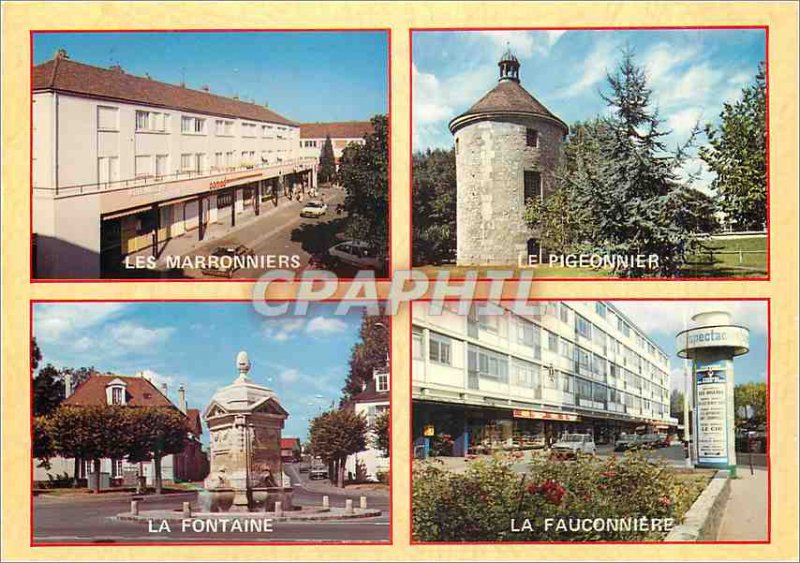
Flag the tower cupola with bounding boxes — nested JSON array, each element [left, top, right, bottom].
[[498, 48, 520, 83]]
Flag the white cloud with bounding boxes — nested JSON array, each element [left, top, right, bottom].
[[305, 316, 347, 336], [136, 368, 174, 390], [612, 301, 768, 339], [668, 106, 704, 140], [545, 30, 567, 48], [35, 303, 128, 342], [658, 62, 724, 108], [643, 42, 699, 86], [262, 318, 305, 342], [109, 322, 174, 350], [557, 40, 616, 99], [279, 368, 302, 384], [475, 30, 567, 57]]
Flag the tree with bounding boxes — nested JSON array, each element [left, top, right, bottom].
[[31, 337, 42, 371], [318, 135, 336, 184], [342, 312, 390, 401], [525, 49, 712, 277], [412, 148, 457, 265], [734, 381, 767, 429], [669, 389, 685, 420], [48, 405, 132, 492], [337, 114, 389, 254], [372, 410, 390, 457], [700, 62, 767, 231], [126, 407, 189, 494], [33, 416, 54, 469], [33, 364, 64, 417], [32, 364, 95, 417], [308, 409, 367, 488]]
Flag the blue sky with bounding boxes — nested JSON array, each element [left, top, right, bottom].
[[413, 29, 766, 191], [33, 302, 375, 441], [34, 31, 388, 122], [611, 300, 768, 393]]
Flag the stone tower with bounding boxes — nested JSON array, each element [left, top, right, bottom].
[[449, 49, 568, 266]]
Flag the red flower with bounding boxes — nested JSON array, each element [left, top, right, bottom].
[[601, 471, 617, 478], [659, 496, 671, 507], [529, 480, 565, 505]]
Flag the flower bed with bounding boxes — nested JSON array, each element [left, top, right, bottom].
[[412, 452, 712, 542]]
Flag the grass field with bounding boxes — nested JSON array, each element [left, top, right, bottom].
[[416, 236, 768, 279]]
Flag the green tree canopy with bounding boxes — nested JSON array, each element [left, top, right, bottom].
[[308, 408, 367, 487], [700, 62, 767, 231], [734, 381, 767, 429], [372, 410, 390, 457], [318, 135, 336, 184], [337, 114, 389, 255], [126, 407, 189, 494], [412, 148, 457, 265]]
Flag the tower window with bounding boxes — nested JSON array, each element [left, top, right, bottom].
[[524, 171, 542, 203], [526, 128, 539, 148]]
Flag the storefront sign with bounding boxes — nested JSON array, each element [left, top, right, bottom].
[[209, 172, 263, 190], [512, 409, 579, 422], [695, 360, 729, 465], [677, 326, 749, 356]]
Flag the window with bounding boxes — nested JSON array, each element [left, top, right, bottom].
[[559, 338, 573, 360], [181, 115, 205, 134], [543, 366, 559, 389], [523, 170, 542, 203], [512, 358, 540, 389], [559, 304, 570, 324], [526, 128, 539, 147], [468, 345, 508, 383], [412, 327, 424, 359], [111, 386, 124, 405], [97, 156, 119, 185], [547, 331, 559, 352], [595, 302, 607, 318], [576, 314, 592, 339], [214, 152, 223, 168], [375, 372, 390, 392], [429, 333, 452, 365], [195, 153, 205, 172], [242, 122, 257, 137], [134, 155, 153, 177], [155, 155, 169, 177], [112, 459, 124, 478], [136, 110, 167, 132], [97, 106, 119, 131], [226, 151, 235, 167], [178, 153, 192, 171]]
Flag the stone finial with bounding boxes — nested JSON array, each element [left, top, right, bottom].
[[235, 350, 251, 382]]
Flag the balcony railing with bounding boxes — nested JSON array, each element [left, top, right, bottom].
[[34, 158, 318, 197]]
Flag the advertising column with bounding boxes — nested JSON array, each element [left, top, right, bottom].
[[676, 311, 750, 476]]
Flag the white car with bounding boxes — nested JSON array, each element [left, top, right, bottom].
[[550, 434, 596, 458], [328, 240, 383, 269], [300, 200, 328, 218]]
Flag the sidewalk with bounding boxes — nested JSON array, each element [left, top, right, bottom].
[[716, 467, 768, 541]]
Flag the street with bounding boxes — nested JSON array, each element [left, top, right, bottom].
[[33, 463, 389, 544]]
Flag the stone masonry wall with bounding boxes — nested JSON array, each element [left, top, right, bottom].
[[455, 116, 563, 266]]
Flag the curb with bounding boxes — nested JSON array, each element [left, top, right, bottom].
[[665, 470, 731, 541], [115, 508, 382, 523]]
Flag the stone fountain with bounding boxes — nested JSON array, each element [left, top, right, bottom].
[[198, 351, 293, 513]]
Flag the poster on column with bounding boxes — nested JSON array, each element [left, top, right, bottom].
[[695, 359, 729, 465]]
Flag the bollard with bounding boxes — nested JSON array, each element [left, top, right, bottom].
[[182, 501, 192, 518], [345, 498, 354, 515], [360, 496, 367, 510], [130, 500, 139, 516], [322, 495, 329, 509], [274, 501, 283, 517]]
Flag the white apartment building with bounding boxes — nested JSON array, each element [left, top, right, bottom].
[[299, 121, 372, 166], [32, 50, 317, 278], [412, 301, 675, 456]]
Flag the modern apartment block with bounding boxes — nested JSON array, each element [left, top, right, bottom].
[[412, 301, 676, 455], [299, 121, 373, 166], [32, 50, 318, 278]]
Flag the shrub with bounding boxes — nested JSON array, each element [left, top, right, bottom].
[[412, 452, 702, 542]]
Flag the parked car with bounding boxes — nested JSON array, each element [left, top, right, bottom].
[[656, 434, 672, 448], [309, 463, 329, 480], [550, 434, 596, 459], [614, 434, 641, 452], [638, 433, 662, 449], [300, 200, 328, 218], [200, 244, 255, 278], [327, 240, 383, 270]]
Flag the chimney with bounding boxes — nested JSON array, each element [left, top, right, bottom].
[[233, 95, 239, 101], [55, 48, 69, 60], [109, 64, 124, 73], [64, 371, 73, 398], [160, 382, 168, 397], [177, 385, 187, 414], [201, 85, 210, 92]]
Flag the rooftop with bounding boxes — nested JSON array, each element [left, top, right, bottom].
[[300, 120, 373, 139], [64, 373, 173, 408], [33, 55, 296, 126]]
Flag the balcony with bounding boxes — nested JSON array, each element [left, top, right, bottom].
[[35, 158, 318, 198]]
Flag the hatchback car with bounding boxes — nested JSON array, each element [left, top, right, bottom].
[[550, 434, 596, 459], [300, 200, 328, 218], [328, 240, 383, 269]]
